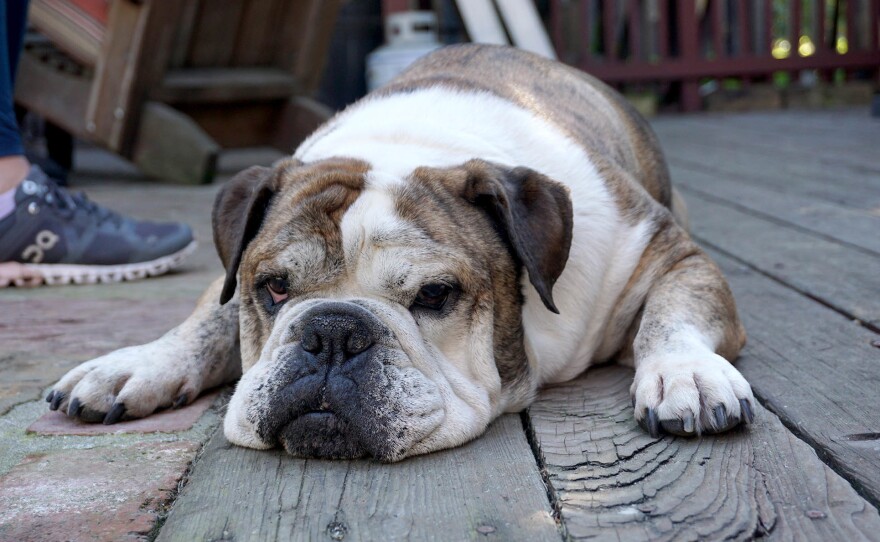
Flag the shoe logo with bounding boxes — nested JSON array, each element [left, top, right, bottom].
[[22, 230, 60, 264]]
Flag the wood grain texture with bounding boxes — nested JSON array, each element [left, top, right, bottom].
[[652, 126, 880, 209], [157, 415, 559, 541], [275, 0, 344, 94], [654, 111, 880, 174], [186, 0, 247, 67], [707, 247, 880, 506], [157, 68, 300, 104], [678, 111, 880, 164], [528, 365, 880, 541], [232, 0, 283, 66], [14, 53, 91, 139], [668, 161, 880, 255], [683, 189, 880, 328], [132, 101, 219, 184]]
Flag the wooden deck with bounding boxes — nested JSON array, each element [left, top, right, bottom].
[[151, 108, 880, 541], [1, 109, 876, 541]]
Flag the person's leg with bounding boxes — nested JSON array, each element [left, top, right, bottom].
[[5, 1, 29, 83], [0, 0, 30, 195], [0, 1, 196, 286]]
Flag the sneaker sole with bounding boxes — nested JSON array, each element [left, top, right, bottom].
[[0, 241, 197, 287]]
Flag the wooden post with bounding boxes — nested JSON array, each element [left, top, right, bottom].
[[657, 0, 669, 59], [603, 0, 616, 59], [678, 0, 701, 111], [627, 0, 641, 60], [711, 0, 725, 58], [791, 0, 802, 79]]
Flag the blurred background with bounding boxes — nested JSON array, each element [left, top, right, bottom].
[[16, 0, 880, 185]]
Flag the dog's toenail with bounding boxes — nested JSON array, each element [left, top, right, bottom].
[[683, 414, 695, 433], [103, 403, 126, 425], [646, 408, 660, 438], [67, 398, 82, 417], [714, 405, 728, 429], [172, 394, 188, 409], [740, 398, 754, 424]]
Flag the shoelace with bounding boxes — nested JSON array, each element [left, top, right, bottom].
[[37, 177, 124, 227]]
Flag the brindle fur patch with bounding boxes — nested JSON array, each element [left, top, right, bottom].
[[233, 158, 371, 368], [396, 165, 542, 408], [601, 214, 746, 364], [377, 44, 672, 223]]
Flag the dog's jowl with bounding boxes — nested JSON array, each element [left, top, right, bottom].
[[47, 45, 753, 461]]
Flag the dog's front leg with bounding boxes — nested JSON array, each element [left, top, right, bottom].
[[629, 241, 754, 438], [46, 277, 242, 424]]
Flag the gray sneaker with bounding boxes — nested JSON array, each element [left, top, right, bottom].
[[0, 166, 196, 286]]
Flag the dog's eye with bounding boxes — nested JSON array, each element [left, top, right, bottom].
[[413, 283, 450, 311], [266, 277, 289, 305]]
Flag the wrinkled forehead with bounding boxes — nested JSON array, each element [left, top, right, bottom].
[[252, 167, 469, 291], [338, 180, 463, 290]]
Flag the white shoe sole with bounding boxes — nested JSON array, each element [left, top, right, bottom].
[[0, 241, 197, 287]]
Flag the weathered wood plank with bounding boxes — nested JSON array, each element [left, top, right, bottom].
[[273, 96, 334, 154], [168, 0, 201, 69], [667, 160, 880, 254], [157, 68, 300, 104], [186, 0, 247, 67], [275, 0, 344, 94], [231, 0, 280, 66], [86, 0, 184, 154], [682, 189, 880, 327], [157, 415, 560, 541], [131, 101, 219, 184], [678, 110, 880, 155], [14, 52, 91, 140], [654, 132, 880, 209], [528, 365, 880, 541], [707, 247, 880, 506], [656, 112, 880, 170], [181, 102, 284, 149]]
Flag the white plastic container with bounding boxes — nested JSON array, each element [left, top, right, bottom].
[[366, 11, 443, 92]]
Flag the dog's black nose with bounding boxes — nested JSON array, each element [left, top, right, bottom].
[[301, 311, 374, 362]]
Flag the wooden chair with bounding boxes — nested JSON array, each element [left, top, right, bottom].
[[16, 0, 342, 184]]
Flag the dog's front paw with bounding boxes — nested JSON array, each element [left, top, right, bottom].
[[46, 340, 202, 424], [631, 353, 755, 438]]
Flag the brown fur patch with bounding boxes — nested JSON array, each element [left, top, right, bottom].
[[397, 165, 545, 406], [600, 214, 746, 364], [233, 158, 370, 367]]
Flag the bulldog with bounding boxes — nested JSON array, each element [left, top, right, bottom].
[[45, 45, 754, 461]]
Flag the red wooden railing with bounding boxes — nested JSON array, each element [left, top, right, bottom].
[[549, 0, 880, 111]]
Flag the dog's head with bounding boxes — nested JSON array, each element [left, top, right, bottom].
[[214, 157, 572, 461]]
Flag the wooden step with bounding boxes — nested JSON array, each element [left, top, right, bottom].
[[155, 68, 302, 104]]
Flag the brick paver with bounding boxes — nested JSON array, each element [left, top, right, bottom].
[[0, 441, 200, 541]]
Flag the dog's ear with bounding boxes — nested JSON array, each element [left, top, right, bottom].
[[212, 165, 279, 304], [460, 159, 573, 314]]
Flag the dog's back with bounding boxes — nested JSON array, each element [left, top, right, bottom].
[[379, 44, 675, 217]]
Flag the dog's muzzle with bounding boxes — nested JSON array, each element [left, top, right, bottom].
[[256, 302, 418, 460]]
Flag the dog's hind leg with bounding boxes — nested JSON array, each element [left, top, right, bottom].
[[46, 276, 242, 424]]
